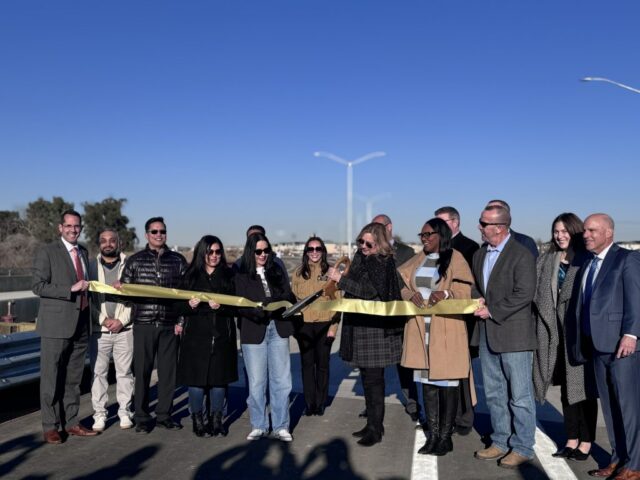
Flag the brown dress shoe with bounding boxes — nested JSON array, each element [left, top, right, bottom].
[[66, 424, 99, 436], [499, 451, 532, 469], [589, 463, 619, 478], [43, 429, 62, 444], [614, 468, 640, 480], [474, 445, 507, 460]]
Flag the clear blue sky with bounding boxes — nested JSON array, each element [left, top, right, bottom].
[[2, 1, 639, 248]]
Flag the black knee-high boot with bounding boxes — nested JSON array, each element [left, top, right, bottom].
[[432, 386, 458, 456], [418, 384, 439, 454]]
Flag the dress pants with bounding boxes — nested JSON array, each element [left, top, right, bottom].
[[133, 323, 178, 425], [90, 329, 134, 420], [295, 321, 332, 410], [40, 309, 89, 430]]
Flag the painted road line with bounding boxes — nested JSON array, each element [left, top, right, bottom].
[[535, 427, 578, 480], [411, 426, 438, 480]]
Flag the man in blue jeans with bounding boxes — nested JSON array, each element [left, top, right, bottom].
[[470, 205, 537, 469]]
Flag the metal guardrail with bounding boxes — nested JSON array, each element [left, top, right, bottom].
[[0, 331, 41, 389]]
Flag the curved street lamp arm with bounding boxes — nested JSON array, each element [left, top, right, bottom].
[[582, 77, 640, 95], [351, 151, 386, 166], [313, 151, 349, 165]]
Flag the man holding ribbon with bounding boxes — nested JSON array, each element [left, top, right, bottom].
[[33, 209, 98, 444], [570, 214, 640, 480], [120, 216, 187, 434]]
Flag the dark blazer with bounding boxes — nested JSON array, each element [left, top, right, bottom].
[[452, 232, 479, 268], [393, 241, 415, 267], [471, 236, 537, 352], [235, 269, 296, 344], [570, 244, 640, 363], [32, 239, 90, 339], [512, 230, 539, 260]]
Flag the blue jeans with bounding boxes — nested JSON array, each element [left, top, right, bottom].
[[479, 324, 536, 458], [188, 386, 226, 415], [241, 320, 292, 431]]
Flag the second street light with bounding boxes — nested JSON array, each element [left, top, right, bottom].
[[581, 76, 640, 95], [314, 150, 386, 256]]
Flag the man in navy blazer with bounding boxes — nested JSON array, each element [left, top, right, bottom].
[[570, 214, 640, 479]]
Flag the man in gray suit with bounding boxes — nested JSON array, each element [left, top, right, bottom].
[[33, 209, 98, 444], [471, 205, 537, 468]]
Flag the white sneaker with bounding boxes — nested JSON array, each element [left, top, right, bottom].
[[93, 416, 106, 432], [247, 428, 266, 441], [274, 428, 293, 442], [119, 416, 134, 429]]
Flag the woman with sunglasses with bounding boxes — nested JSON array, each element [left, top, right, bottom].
[[291, 236, 340, 417], [176, 235, 238, 437], [397, 218, 475, 456], [235, 233, 297, 442], [533, 213, 597, 461], [327, 222, 405, 447]]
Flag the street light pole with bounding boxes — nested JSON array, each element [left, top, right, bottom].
[[581, 77, 640, 94], [314, 151, 386, 256]]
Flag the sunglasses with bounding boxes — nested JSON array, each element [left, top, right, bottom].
[[207, 248, 222, 256], [358, 239, 375, 249], [254, 247, 272, 256], [418, 231, 438, 238], [478, 220, 506, 228], [306, 246, 324, 253], [148, 229, 167, 235]]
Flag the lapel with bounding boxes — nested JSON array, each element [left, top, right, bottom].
[[550, 252, 561, 307], [398, 251, 426, 291], [486, 236, 515, 289], [592, 243, 619, 294], [475, 247, 488, 295], [56, 239, 78, 281]]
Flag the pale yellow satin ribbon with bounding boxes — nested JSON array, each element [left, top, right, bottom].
[[89, 281, 479, 316]]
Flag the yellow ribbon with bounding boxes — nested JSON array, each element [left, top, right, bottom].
[[89, 281, 479, 316]]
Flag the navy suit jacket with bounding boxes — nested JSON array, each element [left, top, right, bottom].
[[570, 243, 640, 363]]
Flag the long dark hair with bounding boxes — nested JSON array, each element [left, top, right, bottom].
[[240, 233, 285, 287], [298, 236, 329, 280], [424, 217, 453, 280], [549, 212, 585, 262], [183, 235, 228, 288]]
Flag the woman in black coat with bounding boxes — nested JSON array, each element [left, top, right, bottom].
[[176, 235, 238, 437], [327, 222, 404, 447]]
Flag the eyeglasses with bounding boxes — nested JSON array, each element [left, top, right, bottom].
[[306, 247, 324, 253], [148, 229, 167, 235], [207, 248, 222, 256], [62, 224, 82, 230], [418, 231, 438, 238], [254, 247, 272, 256], [478, 220, 506, 228], [358, 239, 375, 249]]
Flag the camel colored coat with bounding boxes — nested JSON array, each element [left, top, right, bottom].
[[398, 250, 477, 403]]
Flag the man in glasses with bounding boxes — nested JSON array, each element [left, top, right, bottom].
[[471, 205, 537, 469], [370, 214, 420, 423], [88, 229, 134, 432], [435, 206, 479, 436], [120, 216, 187, 434], [33, 209, 98, 444]]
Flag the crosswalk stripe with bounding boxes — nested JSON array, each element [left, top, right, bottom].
[[534, 427, 578, 480], [411, 427, 438, 480]]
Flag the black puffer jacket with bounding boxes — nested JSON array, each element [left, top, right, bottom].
[[120, 245, 187, 325]]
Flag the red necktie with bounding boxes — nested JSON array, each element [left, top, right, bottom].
[[71, 247, 88, 310]]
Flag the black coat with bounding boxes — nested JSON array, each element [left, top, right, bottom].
[[235, 266, 296, 344], [176, 267, 238, 387]]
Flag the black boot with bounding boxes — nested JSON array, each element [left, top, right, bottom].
[[191, 413, 206, 437], [432, 387, 458, 456], [418, 385, 439, 454], [358, 373, 384, 447], [210, 412, 226, 436]]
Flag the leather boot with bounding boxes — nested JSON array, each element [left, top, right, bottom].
[[211, 412, 226, 436], [191, 413, 206, 438], [358, 380, 385, 446], [418, 384, 439, 454], [432, 387, 458, 456]]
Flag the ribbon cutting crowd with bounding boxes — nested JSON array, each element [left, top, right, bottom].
[[31, 200, 640, 479]]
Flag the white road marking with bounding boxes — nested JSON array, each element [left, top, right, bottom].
[[534, 427, 578, 480], [410, 427, 438, 480]]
